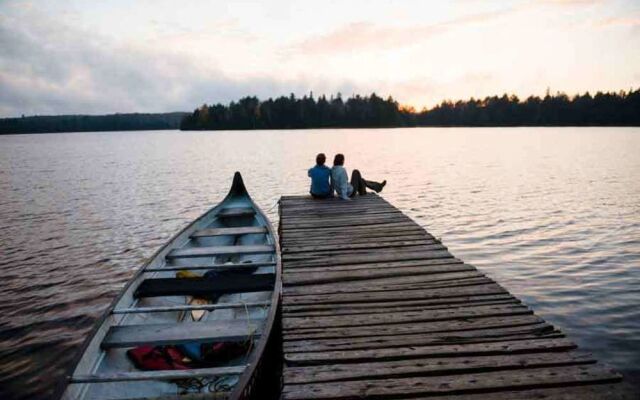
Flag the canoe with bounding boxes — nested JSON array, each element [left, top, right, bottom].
[[57, 172, 282, 400]]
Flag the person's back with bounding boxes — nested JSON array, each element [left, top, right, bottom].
[[308, 153, 332, 198], [330, 164, 350, 199]]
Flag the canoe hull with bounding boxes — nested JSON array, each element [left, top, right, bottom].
[[56, 172, 282, 400]]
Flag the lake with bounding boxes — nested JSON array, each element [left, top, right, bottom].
[[0, 127, 639, 399]]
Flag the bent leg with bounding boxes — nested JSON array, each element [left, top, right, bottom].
[[364, 179, 385, 193], [350, 169, 367, 195]]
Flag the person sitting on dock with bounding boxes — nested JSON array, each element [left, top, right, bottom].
[[331, 153, 386, 200], [308, 153, 333, 198]]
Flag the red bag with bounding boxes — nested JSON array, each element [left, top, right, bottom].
[[127, 345, 192, 370], [202, 341, 250, 364]]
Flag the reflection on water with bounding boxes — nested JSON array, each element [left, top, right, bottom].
[[0, 127, 639, 398]]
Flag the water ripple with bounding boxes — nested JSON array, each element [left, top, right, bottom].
[[0, 127, 639, 399]]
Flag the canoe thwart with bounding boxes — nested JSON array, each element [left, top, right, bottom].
[[101, 320, 262, 349], [166, 245, 274, 259], [192, 226, 267, 238], [134, 274, 275, 298], [217, 208, 256, 218], [70, 365, 248, 383], [112, 301, 271, 314]]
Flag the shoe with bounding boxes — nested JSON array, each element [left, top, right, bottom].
[[375, 180, 387, 193]]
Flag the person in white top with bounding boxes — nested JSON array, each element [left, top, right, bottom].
[[330, 153, 386, 200]]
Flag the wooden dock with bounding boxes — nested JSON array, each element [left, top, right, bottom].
[[278, 194, 633, 400]]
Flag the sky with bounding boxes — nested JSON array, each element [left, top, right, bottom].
[[0, 0, 639, 117]]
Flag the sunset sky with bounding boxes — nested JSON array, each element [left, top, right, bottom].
[[1, 0, 639, 117]]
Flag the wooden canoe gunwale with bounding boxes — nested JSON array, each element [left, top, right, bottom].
[[56, 172, 282, 400]]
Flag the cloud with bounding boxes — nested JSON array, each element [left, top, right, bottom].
[[289, 8, 514, 55], [0, 9, 356, 117], [540, 0, 601, 5], [597, 16, 640, 28]]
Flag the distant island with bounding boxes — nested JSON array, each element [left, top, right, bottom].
[[181, 89, 640, 130], [0, 112, 188, 135]]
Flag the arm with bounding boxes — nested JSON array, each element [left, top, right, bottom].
[[338, 168, 350, 200]]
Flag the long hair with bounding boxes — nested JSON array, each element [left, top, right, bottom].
[[333, 153, 345, 166]]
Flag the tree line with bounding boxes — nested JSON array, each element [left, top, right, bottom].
[[0, 112, 188, 135], [181, 89, 640, 130]]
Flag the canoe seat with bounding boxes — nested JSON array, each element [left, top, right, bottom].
[[145, 261, 276, 272], [102, 319, 262, 349], [218, 207, 255, 218], [166, 244, 274, 259], [70, 365, 247, 383], [191, 226, 267, 238], [135, 273, 275, 298]]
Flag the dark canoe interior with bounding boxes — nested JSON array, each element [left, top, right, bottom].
[[58, 172, 282, 400]]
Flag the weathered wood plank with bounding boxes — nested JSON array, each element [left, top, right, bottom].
[[283, 250, 455, 268], [284, 258, 464, 274], [284, 352, 594, 384], [284, 262, 472, 285], [283, 299, 521, 318], [281, 364, 621, 399], [281, 226, 428, 238], [282, 221, 418, 233], [283, 283, 508, 306], [283, 304, 531, 330], [282, 246, 450, 264], [284, 332, 565, 354], [283, 271, 486, 296], [410, 384, 638, 400], [283, 293, 517, 314], [284, 277, 493, 298], [166, 244, 274, 258], [282, 234, 433, 247], [283, 315, 546, 341], [281, 217, 413, 230], [284, 338, 577, 366], [191, 226, 267, 237], [282, 239, 439, 253], [280, 209, 404, 220], [283, 323, 556, 352]]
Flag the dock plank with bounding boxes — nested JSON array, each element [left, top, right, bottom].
[[281, 364, 621, 399], [284, 352, 594, 384], [278, 194, 628, 399], [283, 304, 532, 330]]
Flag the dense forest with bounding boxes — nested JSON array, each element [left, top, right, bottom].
[[0, 112, 188, 134], [181, 89, 640, 130]]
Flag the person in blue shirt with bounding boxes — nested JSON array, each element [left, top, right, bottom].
[[308, 153, 333, 198], [331, 153, 386, 200]]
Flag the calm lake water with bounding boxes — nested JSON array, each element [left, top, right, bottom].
[[0, 127, 639, 398]]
